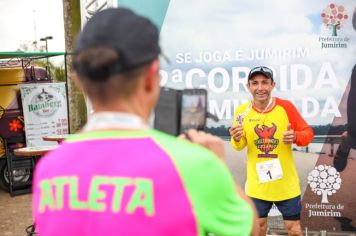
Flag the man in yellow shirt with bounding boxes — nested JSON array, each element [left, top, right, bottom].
[[230, 66, 314, 236]]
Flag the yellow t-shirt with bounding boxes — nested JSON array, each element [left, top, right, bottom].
[[231, 97, 314, 201]]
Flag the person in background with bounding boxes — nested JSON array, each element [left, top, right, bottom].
[[333, 8, 356, 172], [32, 8, 258, 236], [229, 66, 314, 236]]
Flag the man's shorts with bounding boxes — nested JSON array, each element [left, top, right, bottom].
[[251, 195, 301, 220]]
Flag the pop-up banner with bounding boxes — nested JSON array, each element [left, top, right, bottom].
[[85, 0, 355, 232], [20, 82, 68, 147], [153, 0, 355, 232]]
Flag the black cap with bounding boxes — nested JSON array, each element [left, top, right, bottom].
[[248, 66, 274, 81], [74, 8, 161, 72]]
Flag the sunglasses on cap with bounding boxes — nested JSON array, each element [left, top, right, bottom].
[[248, 66, 273, 80]]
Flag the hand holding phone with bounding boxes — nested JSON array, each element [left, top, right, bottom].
[[154, 87, 208, 136], [180, 89, 207, 133], [178, 129, 225, 160]]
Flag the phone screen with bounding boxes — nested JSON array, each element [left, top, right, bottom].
[[180, 89, 207, 132]]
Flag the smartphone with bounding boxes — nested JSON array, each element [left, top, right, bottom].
[[153, 87, 182, 136], [180, 89, 207, 133], [154, 88, 208, 135]]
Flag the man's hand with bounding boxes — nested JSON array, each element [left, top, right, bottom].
[[283, 123, 296, 144], [178, 129, 225, 160], [229, 124, 245, 142]]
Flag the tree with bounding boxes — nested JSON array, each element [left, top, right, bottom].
[[14, 39, 66, 85], [206, 125, 229, 137], [321, 3, 348, 36], [62, 0, 87, 133], [33, 60, 66, 82], [307, 165, 342, 203], [16, 40, 42, 52]]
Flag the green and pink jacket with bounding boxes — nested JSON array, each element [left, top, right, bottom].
[[33, 129, 253, 236]]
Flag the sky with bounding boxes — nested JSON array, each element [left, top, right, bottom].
[[0, 0, 65, 52], [160, 0, 356, 126], [0, 0, 355, 126]]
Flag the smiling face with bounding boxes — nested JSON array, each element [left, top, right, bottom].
[[247, 74, 275, 105]]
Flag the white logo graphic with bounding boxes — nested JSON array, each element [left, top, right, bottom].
[[29, 88, 61, 117], [307, 165, 341, 203]]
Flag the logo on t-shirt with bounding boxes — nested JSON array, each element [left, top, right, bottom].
[[254, 123, 278, 158]]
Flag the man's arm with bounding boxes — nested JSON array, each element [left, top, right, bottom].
[[229, 125, 247, 150], [290, 111, 314, 146], [179, 129, 225, 159], [279, 99, 314, 146], [235, 184, 259, 236], [177, 130, 259, 236], [181, 129, 258, 235]]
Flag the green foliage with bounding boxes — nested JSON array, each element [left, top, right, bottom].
[[311, 124, 347, 135], [206, 125, 230, 137], [205, 124, 347, 138], [33, 60, 66, 82], [16, 40, 45, 52], [77, 93, 88, 132], [52, 62, 66, 82], [15, 40, 65, 82]]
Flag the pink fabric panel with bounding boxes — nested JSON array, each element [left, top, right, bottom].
[[33, 138, 197, 236]]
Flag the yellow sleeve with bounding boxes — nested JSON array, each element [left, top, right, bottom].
[[230, 136, 247, 150]]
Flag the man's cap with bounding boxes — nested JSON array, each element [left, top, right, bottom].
[[73, 8, 161, 72], [248, 66, 274, 81]]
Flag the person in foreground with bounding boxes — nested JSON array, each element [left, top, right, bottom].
[[229, 66, 314, 236], [32, 8, 258, 236]]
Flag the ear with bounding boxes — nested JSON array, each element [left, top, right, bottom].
[[271, 80, 276, 88], [246, 81, 252, 93], [144, 59, 160, 92]]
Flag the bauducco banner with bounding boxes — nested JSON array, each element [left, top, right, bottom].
[[20, 83, 68, 147]]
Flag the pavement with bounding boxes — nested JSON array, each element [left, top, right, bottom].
[[0, 188, 33, 236], [0, 141, 320, 235]]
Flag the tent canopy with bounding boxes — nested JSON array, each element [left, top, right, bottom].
[[0, 52, 66, 60]]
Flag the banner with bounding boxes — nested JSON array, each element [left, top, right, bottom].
[[20, 82, 68, 147], [153, 0, 355, 232]]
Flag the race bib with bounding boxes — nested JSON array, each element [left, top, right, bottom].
[[256, 159, 283, 183]]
